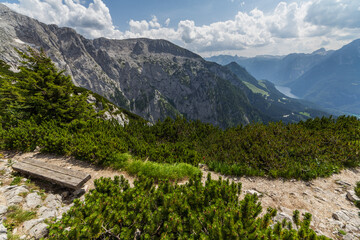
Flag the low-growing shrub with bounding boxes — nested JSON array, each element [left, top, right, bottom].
[[48, 174, 330, 239]]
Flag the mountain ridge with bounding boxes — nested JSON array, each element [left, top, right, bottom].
[[0, 4, 326, 127]]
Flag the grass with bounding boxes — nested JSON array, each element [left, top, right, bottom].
[[4, 206, 37, 231], [6, 232, 21, 240], [125, 160, 201, 181], [299, 112, 311, 117], [243, 82, 269, 97], [106, 152, 201, 181], [10, 176, 21, 186]]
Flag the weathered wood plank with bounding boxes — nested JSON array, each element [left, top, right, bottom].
[[12, 158, 91, 189], [22, 158, 90, 180]]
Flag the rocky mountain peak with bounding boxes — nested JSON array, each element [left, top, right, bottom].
[[0, 5, 327, 127]]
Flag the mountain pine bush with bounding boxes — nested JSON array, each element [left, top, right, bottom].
[[48, 174, 330, 239]]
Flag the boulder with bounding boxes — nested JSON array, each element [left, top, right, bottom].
[[25, 193, 42, 209], [38, 206, 57, 219], [44, 194, 62, 209], [23, 219, 44, 232], [28, 223, 48, 239]]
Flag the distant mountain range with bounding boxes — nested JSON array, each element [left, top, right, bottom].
[[0, 4, 327, 127], [207, 40, 360, 116], [206, 48, 334, 87]]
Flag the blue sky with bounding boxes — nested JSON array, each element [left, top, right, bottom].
[[1, 0, 360, 57]]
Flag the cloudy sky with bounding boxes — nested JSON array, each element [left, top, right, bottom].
[[1, 0, 360, 57]]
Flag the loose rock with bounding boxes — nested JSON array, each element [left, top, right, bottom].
[[28, 222, 48, 239], [38, 206, 57, 219], [346, 190, 360, 202], [25, 193, 42, 209], [0, 206, 7, 216]]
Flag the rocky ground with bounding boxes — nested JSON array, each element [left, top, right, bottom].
[[0, 151, 360, 239]]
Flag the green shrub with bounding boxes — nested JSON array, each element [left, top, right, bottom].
[[48, 174, 330, 239]]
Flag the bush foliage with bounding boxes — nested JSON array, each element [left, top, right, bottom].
[[1, 48, 360, 181], [0, 48, 351, 239], [48, 174, 330, 239]]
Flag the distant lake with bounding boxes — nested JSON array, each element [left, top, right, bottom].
[[275, 86, 298, 99]]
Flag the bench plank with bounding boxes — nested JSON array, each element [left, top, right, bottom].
[[12, 158, 91, 189]]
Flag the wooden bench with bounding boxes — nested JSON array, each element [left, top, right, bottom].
[[12, 158, 91, 189]]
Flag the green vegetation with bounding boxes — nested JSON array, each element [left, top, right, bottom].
[[48, 174, 329, 239], [10, 176, 21, 186], [1, 49, 360, 182], [4, 206, 36, 231], [354, 182, 360, 210], [299, 112, 311, 117], [125, 160, 201, 181], [243, 81, 269, 97], [0, 47, 353, 239]]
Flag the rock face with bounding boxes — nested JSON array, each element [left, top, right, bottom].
[[0, 4, 326, 128]]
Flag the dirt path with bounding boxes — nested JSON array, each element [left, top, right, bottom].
[[200, 167, 360, 239], [3, 151, 360, 239]]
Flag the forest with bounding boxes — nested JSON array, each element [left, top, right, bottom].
[[1, 49, 357, 239]]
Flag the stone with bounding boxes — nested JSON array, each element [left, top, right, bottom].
[[8, 195, 23, 206], [23, 218, 44, 232], [61, 191, 69, 199], [3, 185, 28, 200], [335, 180, 351, 187], [274, 212, 294, 225], [245, 189, 262, 197], [331, 209, 359, 227], [343, 233, 356, 240], [44, 194, 62, 209], [346, 190, 360, 202], [25, 193, 42, 209], [346, 223, 359, 233], [0, 206, 7, 216], [28, 222, 48, 239], [38, 206, 57, 219], [0, 223, 6, 234]]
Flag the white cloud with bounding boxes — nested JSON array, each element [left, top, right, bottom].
[[3, 0, 360, 56], [305, 0, 360, 28], [3, 0, 122, 38]]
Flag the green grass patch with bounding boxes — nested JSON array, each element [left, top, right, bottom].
[[243, 82, 269, 97], [10, 176, 21, 186], [299, 112, 311, 117], [4, 206, 36, 231], [125, 160, 201, 181]]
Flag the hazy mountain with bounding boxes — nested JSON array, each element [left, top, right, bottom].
[[289, 39, 360, 115], [207, 48, 333, 86], [224, 62, 328, 122], [0, 4, 327, 127]]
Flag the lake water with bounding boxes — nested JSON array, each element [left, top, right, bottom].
[[275, 86, 298, 99]]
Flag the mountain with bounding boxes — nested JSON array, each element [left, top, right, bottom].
[[289, 39, 360, 115], [207, 48, 333, 86], [224, 62, 328, 122], [0, 4, 326, 127]]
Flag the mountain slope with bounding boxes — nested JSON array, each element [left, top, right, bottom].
[[224, 62, 328, 122], [207, 48, 333, 86], [0, 4, 326, 127], [289, 39, 360, 115]]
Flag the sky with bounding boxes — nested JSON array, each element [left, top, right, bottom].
[[1, 0, 360, 57]]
